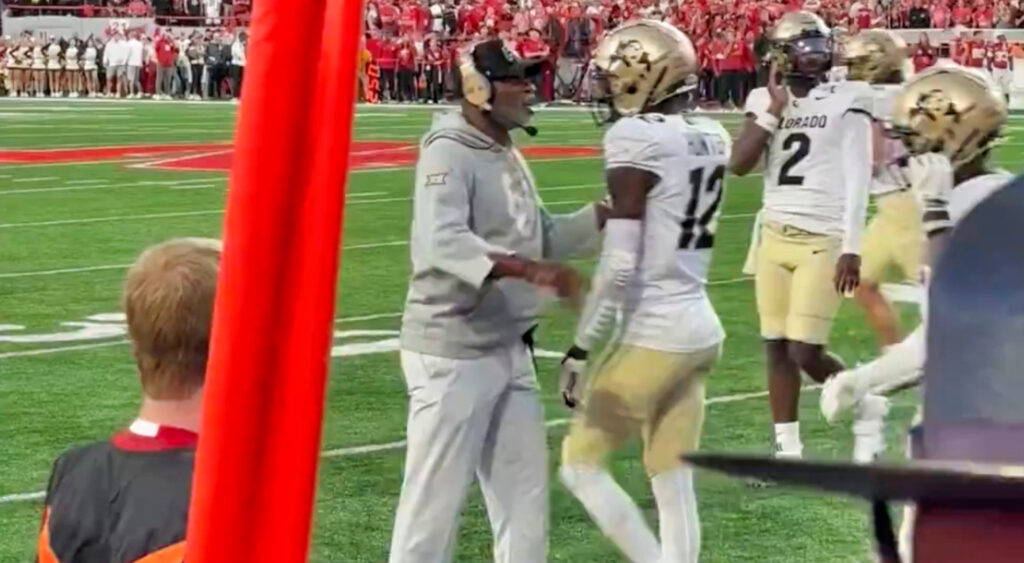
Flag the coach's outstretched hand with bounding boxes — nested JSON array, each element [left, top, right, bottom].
[[526, 262, 584, 308], [489, 255, 585, 308]]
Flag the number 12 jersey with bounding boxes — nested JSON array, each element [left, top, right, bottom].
[[601, 113, 730, 352]]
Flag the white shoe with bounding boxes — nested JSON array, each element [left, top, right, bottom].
[[852, 394, 890, 464], [820, 370, 863, 424]]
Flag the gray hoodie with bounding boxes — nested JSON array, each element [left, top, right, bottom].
[[400, 110, 601, 359]]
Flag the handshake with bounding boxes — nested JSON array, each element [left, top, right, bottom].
[[488, 253, 585, 308]]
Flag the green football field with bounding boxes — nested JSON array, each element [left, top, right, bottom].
[[0, 99, 1020, 562]]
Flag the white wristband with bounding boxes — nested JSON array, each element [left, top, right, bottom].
[[754, 112, 779, 134]]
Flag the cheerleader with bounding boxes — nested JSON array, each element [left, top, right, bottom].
[[65, 39, 82, 97], [83, 38, 99, 98], [0, 39, 9, 97], [11, 38, 30, 97], [31, 38, 46, 97], [3, 38, 16, 96], [45, 36, 62, 97]]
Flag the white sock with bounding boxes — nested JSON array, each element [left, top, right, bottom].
[[774, 422, 803, 458], [651, 466, 700, 563], [559, 465, 661, 563], [852, 395, 890, 463]]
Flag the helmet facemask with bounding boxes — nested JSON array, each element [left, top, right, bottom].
[[776, 35, 833, 83]]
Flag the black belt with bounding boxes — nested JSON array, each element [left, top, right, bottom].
[[522, 325, 538, 372]]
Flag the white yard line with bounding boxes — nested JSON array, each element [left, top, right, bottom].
[[0, 179, 222, 195], [0, 240, 413, 279], [0, 340, 130, 359], [0, 383, 816, 504], [0, 205, 757, 229], [11, 176, 59, 183], [0, 209, 224, 228]]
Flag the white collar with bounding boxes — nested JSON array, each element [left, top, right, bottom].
[[129, 418, 160, 437]]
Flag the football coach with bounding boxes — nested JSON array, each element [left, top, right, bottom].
[[389, 39, 608, 563]]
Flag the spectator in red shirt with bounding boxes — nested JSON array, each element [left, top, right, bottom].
[[396, 39, 418, 102], [422, 37, 445, 103], [708, 34, 728, 104], [951, 0, 971, 26], [399, 2, 419, 37], [519, 28, 551, 100], [930, 0, 950, 28], [910, 33, 936, 72], [974, 3, 994, 28], [718, 29, 749, 108], [377, 36, 398, 102], [379, 0, 399, 37], [855, 3, 872, 29], [154, 31, 178, 99]]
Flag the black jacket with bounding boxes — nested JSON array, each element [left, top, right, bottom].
[[37, 426, 196, 563]]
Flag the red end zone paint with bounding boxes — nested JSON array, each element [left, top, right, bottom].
[[0, 142, 599, 169]]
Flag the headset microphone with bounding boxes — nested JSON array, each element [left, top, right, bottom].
[[523, 125, 538, 137]]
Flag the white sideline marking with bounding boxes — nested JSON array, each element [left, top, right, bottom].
[[11, 176, 59, 183], [0, 384, 816, 504], [65, 179, 106, 185]]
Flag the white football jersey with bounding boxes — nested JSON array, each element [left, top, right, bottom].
[[602, 114, 730, 352], [745, 81, 874, 236], [870, 83, 910, 196]]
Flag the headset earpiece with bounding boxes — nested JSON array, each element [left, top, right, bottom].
[[459, 47, 492, 111]]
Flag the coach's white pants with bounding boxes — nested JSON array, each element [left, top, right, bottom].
[[389, 341, 548, 563]]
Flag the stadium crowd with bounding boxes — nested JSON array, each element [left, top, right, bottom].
[[3, 0, 252, 24], [0, 26, 247, 98], [355, 0, 1024, 107], [2, 0, 1023, 104]]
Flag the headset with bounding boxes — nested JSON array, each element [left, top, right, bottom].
[[458, 42, 538, 136], [459, 45, 492, 110]]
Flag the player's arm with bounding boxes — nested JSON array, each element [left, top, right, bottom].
[[415, 140, 581, 300], [834, 103, 873, 294], [539, 201, 608, 261], [560, 164, 656, 408], [730, 62, 785, 176]]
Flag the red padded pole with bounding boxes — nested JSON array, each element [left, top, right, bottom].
[[185, 0, 365, 559]]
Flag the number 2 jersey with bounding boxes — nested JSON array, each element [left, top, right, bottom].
[[579, 114, 730, 353], [744, 81, 874, 253]]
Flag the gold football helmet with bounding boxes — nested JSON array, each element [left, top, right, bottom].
[[589, 20, 698, 121], [770, 11, 833, 81], [844, 30, 909, 83], [890, 66, 1007, 168]]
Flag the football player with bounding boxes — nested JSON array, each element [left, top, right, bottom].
[[557, 20, 729, 563], [729, 11, 873, 460], [827, 30, 919, 463], [820, 66, 1010, 441]]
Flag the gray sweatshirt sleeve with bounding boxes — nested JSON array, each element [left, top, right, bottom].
[[540, 204, 602, 261], [413, 140, 496, 289]]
